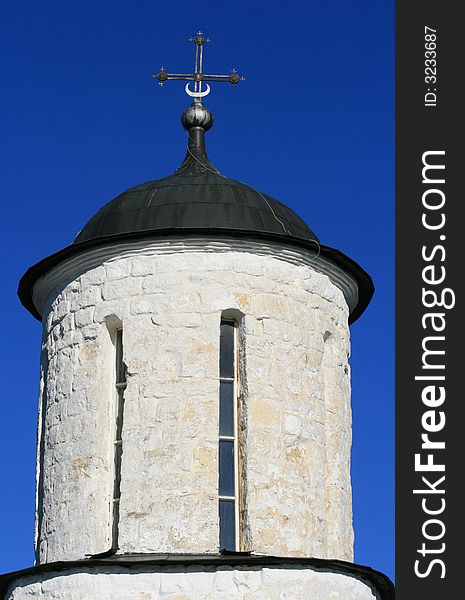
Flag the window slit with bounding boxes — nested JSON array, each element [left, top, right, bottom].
[[219, 319, 240, 551], [112, 328, 126, 551]]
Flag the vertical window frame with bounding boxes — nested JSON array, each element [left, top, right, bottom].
[[218, 319, 240, 551], [112, 327, 126, 551]]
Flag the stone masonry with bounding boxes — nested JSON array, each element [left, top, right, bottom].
[[6, 564, 380, 600], [33, 237, 354, 564]]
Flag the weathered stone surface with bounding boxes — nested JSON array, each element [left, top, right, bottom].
[[6, 565, 380, 599], [35, 241, 353, 563]]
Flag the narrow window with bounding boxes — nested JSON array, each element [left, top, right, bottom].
[[112, 328, 126, 550], [219, 319, 240, 551]]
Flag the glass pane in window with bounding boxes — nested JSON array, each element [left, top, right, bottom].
[[115, 329, 126, 384], [219, 439, 235, 497], [219, 381, 234, 436], [219, 499, 236, 551], [220, 322, 235, 378]]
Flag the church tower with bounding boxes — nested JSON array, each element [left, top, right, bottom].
[[2, 33, 393, 599]]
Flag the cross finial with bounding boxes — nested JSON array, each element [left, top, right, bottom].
[[153, 32, 245, 99]]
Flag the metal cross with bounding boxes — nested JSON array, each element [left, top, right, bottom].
[[153, 31, 245, 99]]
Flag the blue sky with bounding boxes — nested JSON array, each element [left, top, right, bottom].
[[0, 0, 394, 581]]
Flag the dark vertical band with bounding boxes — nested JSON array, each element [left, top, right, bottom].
[[396, 2, 461, 596], [219, 320, 237, 551], [112, 328, 126, 551]]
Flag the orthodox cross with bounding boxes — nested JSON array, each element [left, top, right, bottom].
[[154, 31, 244, 99]]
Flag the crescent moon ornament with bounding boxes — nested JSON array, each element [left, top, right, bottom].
[[185, 82, 211, 98]]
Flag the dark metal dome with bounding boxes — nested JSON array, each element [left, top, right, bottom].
[[74, 108, 319, 246], [18, 100, 374, 323]]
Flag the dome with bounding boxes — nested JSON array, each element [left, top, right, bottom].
[[74, 127, 318, 247], [18, 100, 374, 323]]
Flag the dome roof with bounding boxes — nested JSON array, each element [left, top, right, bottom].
[[74, 126, 318, 247], [18, 101, 374, 323]]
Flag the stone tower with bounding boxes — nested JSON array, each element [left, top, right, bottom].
[[1, 35, 393, 600]]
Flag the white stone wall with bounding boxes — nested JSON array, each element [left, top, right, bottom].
[[6, 565, 380, 599], [34, 239, 354, 563]]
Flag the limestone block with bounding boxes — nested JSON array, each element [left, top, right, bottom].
[[105, 259, 132, 281], [131, 256, 156, 277], [74, 307, 95, 328], [80, 266, 106, 287], [70, 285, 101, 311], [102, 277, 142, 300]]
